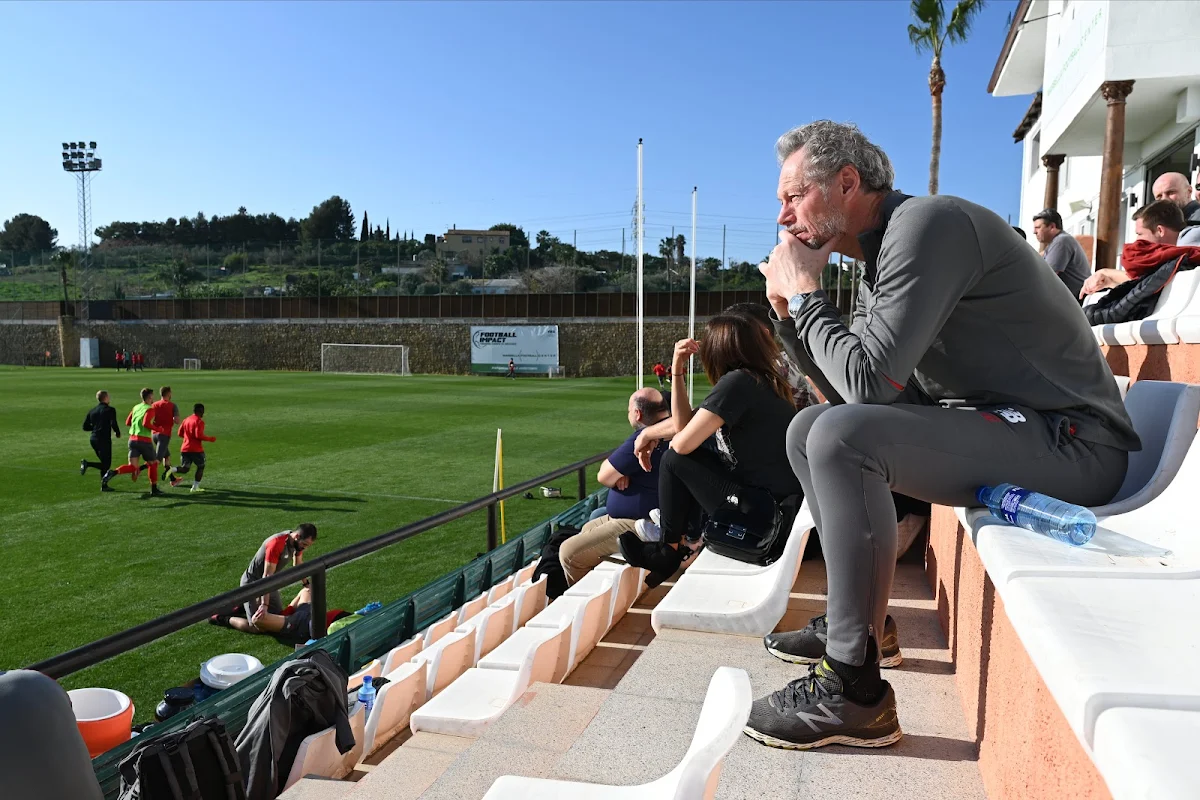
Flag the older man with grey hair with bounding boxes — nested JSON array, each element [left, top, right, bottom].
[[742, 120, 1140, 752]]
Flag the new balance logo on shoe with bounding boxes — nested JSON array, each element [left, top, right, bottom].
[[794, 703, 843, 731]]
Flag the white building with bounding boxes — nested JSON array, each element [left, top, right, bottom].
[[991, 0, 1200, 268]]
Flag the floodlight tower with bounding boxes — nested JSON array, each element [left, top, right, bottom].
[[61, 141, 102, 314]]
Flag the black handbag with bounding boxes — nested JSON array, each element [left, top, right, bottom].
[[701, 491, 800, 566]]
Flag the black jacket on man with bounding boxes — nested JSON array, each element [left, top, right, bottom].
[[83, 403, 120, 440]]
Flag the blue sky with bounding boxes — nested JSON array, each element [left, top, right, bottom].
[[0, 0, 1032, 262]]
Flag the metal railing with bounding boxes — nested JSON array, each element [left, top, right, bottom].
[[29, 451, 608, 680]]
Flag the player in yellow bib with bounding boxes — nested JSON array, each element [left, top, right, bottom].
[[102, 387, 164, 496]]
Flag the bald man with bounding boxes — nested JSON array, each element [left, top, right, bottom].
[[558, 388, 672, 584], [1153, 172, 1200, 224]]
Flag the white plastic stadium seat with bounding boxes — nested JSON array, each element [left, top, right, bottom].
[[1091, 707, 1200, 800], [513, 561, 538, 587], [1167, 270, 1200, 343], [525, 579, 613, 681], [969, 429, 1200, 586], [478, 614, 573, 684], [564, 564, 635, 633], [409, 616, 569, 737], [481, 667, 751, 800], [592, 562, 642, 630], [422, 610, 461, 649], [487, 575, 516, 603], [458, 592, 490, 624], [348, 659, 382, 690], [459, 593, 516, 663], [1113, 374, 1130, 400], [381, 635, 423, 675], [282, 701, 366, 790], [412, 626, 477, 701], [362, 661, 426, 756], [1093, 269, 1200, 345], [1091, 380, 1200, 517], [997, 574, 1200, 751], [509, 574, 548, 634], [651, 508, 813, 636]]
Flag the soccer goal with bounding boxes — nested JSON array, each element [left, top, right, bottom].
[[548, 366, 565, 379], [183, 358, 202, 370], [321, 343, 411, 375]]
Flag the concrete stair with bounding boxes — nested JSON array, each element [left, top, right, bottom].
[[281, 560, 986, 800]]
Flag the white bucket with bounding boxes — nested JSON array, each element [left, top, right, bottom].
[[200, 653, 264, 689]]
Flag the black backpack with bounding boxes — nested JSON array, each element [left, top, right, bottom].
[[702, 491, 800, 566], [118, 716, 245, 800], [533, 524, 582, 599]]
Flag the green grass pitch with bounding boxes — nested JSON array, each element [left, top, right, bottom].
[[0, 365, 683, 721]]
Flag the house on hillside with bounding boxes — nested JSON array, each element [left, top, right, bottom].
[[436, 227, 510, 267], [991, 0, 1200, 270]]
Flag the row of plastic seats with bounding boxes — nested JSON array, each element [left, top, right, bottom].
[[650, 506, 814, 638], [956, 379, 1200, 800], [280, 561, 546, 791], [410, 562, 647, 737], [1091, 269, 1200, 346]]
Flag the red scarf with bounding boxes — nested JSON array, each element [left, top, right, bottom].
[[1121, 239, 1200, 279]]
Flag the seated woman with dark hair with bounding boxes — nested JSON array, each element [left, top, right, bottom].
[[620, 313, 802, 584]]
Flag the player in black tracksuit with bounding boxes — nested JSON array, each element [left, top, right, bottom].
[[81, 390, 121, 492]]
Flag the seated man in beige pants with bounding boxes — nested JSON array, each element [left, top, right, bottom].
[[560, 388, 671, 584]]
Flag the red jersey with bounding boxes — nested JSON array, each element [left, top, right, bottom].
[[178, 414, 215, 453], [115, 352, 124, 363], [652, 363, 667, 377], [150, 399, 179, 435]]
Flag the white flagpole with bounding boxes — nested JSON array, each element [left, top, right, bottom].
[[637, 138, 645, 389], [688, 185, 697, 400]]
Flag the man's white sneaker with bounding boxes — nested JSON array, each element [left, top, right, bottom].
[[634, 518, 662, 542]]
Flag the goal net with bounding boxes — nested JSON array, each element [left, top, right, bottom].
[[548, 366, 565, 379], [321, 343, 411, 375], [183, 358, 202, 370]]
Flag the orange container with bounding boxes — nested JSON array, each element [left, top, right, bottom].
[[68, 688, 134, 757]]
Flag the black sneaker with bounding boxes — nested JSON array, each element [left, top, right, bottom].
[[618, 532, 683, 587], [101, 485, 115, 493], [101, 469, 116, 488], [151, 484, 165, 497], [743, 659, 902, 750], [764, 614, 903, 668], [80, 459, 88, 476]]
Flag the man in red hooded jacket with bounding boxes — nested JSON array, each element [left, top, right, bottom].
[[1081, 200, 1200, 298]]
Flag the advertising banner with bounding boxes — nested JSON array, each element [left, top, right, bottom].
[[470, 325, 559, 375]]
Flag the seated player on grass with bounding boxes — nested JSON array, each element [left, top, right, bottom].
[[167, 403, 216, 492], [216, 586, 353, 646], [239, 525, 318, 629]]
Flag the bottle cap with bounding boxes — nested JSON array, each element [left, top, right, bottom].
[[362, 675, 372, 686], [975, 486, 989, 505]]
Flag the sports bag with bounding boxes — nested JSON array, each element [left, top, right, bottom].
[[117, 716, 245, 800], [701, 491, 800, 566]]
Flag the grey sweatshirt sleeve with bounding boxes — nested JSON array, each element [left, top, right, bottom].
[[772, 314, 847, 405], [787, 200, 984, 405]]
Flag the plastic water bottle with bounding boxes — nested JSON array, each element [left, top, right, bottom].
[[357, 675, 376, 717], [355, 601, 382, 616], [976, 484, 1096, 546]]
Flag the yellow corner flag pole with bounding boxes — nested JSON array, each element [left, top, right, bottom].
[[494, 428, 507, 544]]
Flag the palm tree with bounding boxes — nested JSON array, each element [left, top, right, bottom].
[[908, 0, 986, 195]]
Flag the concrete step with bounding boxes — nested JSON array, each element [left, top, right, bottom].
[[278, 776, 357, 799]]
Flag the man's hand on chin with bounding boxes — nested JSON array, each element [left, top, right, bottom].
[[760, 230, 838, 316]]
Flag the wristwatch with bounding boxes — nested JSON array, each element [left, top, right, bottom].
[[787, 292, 811, 320]]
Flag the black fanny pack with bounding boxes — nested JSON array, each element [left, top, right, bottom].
[[701, 491, 800, 566]]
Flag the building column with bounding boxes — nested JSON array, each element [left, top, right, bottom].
[[1042, 154, 1066, 211], [1096, 80, 1135, 273]]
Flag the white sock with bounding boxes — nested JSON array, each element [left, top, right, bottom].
[[192, 480, 201, 488]]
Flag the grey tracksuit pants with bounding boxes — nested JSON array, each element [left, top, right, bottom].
[[787, 401, 1129, 667]]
